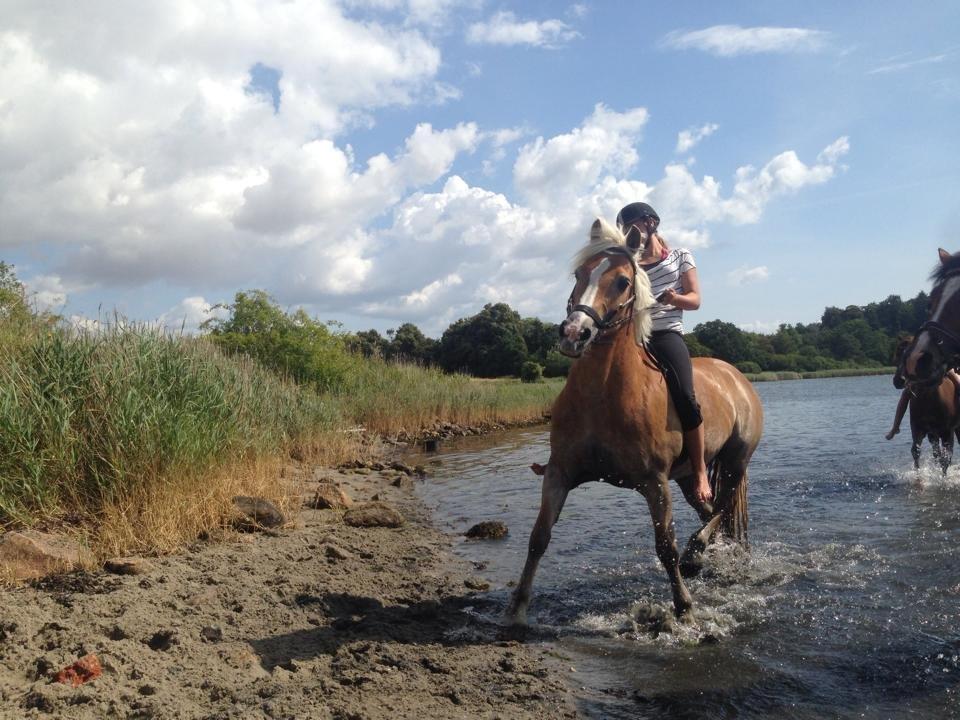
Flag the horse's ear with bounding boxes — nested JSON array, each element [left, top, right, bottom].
[[625, 226, 644, 250], [939, 248, 952, 265], [590, 219, 603, 242]]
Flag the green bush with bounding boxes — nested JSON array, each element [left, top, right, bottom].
[[543, 350, 572, 377], [735, 361, 762, 374], [520, 361, 544, 383]]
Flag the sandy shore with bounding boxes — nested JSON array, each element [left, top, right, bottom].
[[0, 464, 575, 719]]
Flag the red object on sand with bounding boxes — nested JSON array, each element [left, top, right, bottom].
[[54, 654, 102, 687]]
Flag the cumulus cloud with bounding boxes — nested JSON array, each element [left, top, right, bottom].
[[663, 25, 828, 56], [0, 3, 852, 336], [676, 123, 719, 153], [22, 274, 71, 312], [467, 11, 579, 48], [0, 2, 446, 289], [514, 104, 649, 209], [727, 265, 770, 286], [158, 296, 229, 333]]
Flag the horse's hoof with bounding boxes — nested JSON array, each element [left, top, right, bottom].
[[679, 557, 702, 579]]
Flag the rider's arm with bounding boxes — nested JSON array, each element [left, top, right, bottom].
[[660, 267, 701, 311]]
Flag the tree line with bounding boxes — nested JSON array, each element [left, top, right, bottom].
[[1, 259, 927, 386], [341, 290, 929, 378]]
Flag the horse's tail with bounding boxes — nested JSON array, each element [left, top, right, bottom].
[[713, 456, 749, 546]]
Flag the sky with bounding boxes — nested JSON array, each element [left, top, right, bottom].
[[1, 1, 958, 337]]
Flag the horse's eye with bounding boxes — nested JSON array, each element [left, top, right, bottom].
[[616, 276, 631, 292]]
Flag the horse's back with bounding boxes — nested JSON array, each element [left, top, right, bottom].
[[692, 357, 764, 454]]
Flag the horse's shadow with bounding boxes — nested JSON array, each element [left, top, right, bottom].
[[248, 591, 521, 671]]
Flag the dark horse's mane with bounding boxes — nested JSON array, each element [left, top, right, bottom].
[[931, 252, 960, 285]]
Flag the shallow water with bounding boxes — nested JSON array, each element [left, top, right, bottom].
[[408, 375, 960, 719]]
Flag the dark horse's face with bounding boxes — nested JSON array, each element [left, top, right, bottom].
[[559, 251, 635, 357], [904, 248, 960, 385]]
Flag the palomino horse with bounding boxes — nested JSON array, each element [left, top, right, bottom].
[[507, 219, 763, 624], [903, 249, 960, 386]]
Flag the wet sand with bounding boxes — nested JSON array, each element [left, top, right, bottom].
[[0, 465, 575, 719]]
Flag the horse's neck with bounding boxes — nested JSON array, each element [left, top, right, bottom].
[[569, 329, 657, 400]]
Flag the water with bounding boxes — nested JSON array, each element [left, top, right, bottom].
[[407, 376, 960, 719]]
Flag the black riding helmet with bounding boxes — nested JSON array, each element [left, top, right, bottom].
[[616, 202, 659, 229]]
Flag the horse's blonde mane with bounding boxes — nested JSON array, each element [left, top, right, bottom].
[[570, 218, 655, 344]]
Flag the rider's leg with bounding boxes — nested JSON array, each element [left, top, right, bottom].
[[648, 331, 711, 504], [683, 421, 711, 504], [948, 369, 960, 402], [886, 389, 910, 440]]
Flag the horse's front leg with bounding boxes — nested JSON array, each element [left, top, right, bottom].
[[641, 474, 693, 617], [507, 462, 570, 626], [940, 433, 954, 475], [911, 426, 923, 470]]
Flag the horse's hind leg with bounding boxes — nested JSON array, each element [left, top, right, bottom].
[[641, 475, 693, 617], [507, 463, 569, 626], [680, 457, 748, 578]]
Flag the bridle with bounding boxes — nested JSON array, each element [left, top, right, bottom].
[[566, 293, 635, 335], [565, 247, 639, 339]]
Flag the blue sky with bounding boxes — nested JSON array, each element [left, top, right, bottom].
[[1, 1, 958, 336]]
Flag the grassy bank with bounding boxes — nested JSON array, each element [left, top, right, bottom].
[[0, 315, 558, 557], [744, 367, 895, 382]]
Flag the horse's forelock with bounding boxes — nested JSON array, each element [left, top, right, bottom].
[[932, 252, 960, 286]]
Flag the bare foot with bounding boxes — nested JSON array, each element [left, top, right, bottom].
[[885, 428, 899, 440], [694, 471, 712, 504]]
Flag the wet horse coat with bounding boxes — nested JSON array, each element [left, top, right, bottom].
[[507, 219, 763, 624]]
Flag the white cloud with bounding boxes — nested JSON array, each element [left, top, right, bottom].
[[158, 296, 229, 333], [868, 52, 949, 75], [676, 123, 719, 153], [467, 11, 579, 48], [663, 25, 828, 57], [23, 274, 71, 312], [727, 265, 770, 286], [0, 2, 447, 289], [514, 104, 649, 209]]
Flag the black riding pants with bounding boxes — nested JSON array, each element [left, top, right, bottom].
[[647, 330, 703, 431]]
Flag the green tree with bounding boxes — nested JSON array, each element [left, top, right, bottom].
[[349, 329, 389, 359], [694, 320, 752, 364], [439, 303, 528, 377], [387, 323, 438, 364], [203, 290, 357, 392]]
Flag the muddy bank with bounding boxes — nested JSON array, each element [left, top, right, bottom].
[[0, 465, 574, 719]]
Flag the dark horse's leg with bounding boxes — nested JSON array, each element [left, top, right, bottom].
[[640, 475, 693, 617], [507, 463, 569, 626], [911, 426, 923, 470], [939, 432, 953, 475]]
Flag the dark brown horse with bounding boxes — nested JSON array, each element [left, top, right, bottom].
[[904, 248, 960, 386], [906, 378, 960, 474], [506, 219, 763, 625]]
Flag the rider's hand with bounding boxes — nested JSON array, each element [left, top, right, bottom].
[[658, 289, 678, 306]]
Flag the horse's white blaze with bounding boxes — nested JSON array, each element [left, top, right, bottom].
[[580, 257, 610, 308], [565, 257, 611, 338]]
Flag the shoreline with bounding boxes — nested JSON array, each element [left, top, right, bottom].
[[0, 458, 576, 719]]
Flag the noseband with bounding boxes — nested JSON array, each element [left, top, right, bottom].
[[567, 295, 635, 333]]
